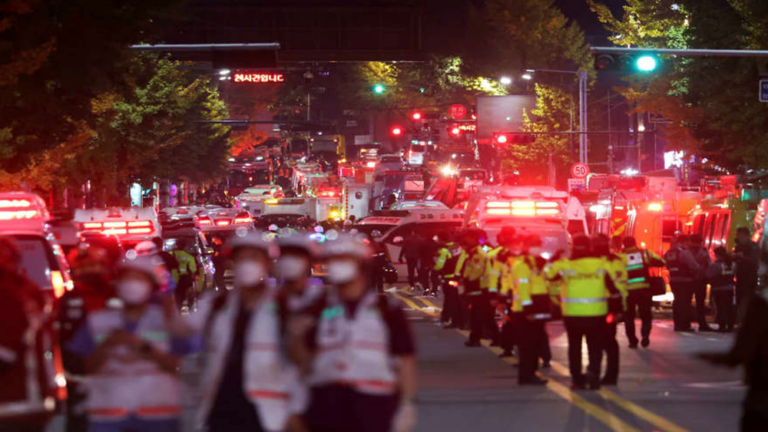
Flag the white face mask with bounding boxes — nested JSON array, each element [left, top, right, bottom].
[[326, 260, 359, 284], [234, 261, 267, 287], [117, 280, 152, 305], [276, 256, 309, 281]]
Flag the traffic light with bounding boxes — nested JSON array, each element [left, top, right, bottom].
[[390, 126, 403, 136], [450, 126, 461, 137], [411, 111, 422, 121], [493, 132, 535, 145], [594, 53, 660, 73], [373, 84, 386, 94]]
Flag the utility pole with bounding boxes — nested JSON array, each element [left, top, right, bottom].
[[578, 70, 588, 164]]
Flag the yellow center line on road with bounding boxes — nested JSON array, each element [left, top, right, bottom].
[[394, 294, 689, 432], [397, 288, 443, 310], [389, 290, 440, 317]]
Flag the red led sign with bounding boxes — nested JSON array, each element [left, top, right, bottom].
[[232, 73, 285, 83]]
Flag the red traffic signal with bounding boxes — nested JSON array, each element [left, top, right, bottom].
[[494, 132, 535, 145], [496, 134, 508, 144], [391, 126, 403, 136], [411, 111, 422, 121]]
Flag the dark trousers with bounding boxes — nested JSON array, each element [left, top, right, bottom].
[[305, 385, 398, 432], [441, 284, 462, 325], [420, 265, 433, 292], [671, 281, 693, 330], [430, 271, 441, 295], [500, 310, 516, 352], [564, 316, 606, 385], [468, 291, 499, 343], [712, 289, 736, 331], [692, 280, 709, 326], [174, 274, 193, 309], [518, 317, 549, 382], [603, 322, 619, 382], [406, 258, 419, 287], [624, 291, 653, 343], [736, 280, 757, 324]]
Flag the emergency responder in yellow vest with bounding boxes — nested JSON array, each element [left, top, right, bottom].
[[592, 234, 628, 386], [510, 234, 552, 385], [495, 227, 522, 358], [434, 233, 453, 322], [463, 229, 493, 347], [545, 234, 615, 390], [621, 236, 665, 348], [172, 238, 197, 310], [442, 233, 467, 329]]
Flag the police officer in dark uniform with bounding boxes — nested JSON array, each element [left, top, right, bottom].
[[665, 235, 701, 332]]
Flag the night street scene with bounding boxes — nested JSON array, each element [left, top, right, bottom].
[[3, 1, 768, 431]]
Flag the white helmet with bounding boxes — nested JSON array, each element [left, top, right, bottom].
[[268, 224, 279, 232], [323, 233, 372, 260], [118, 255, 165, 287], [134, 240, 158, 257], [229, 231, 278, 259]]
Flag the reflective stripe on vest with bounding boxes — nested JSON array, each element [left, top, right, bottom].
[[86, 305, 179, 421], [310, 292, 397, 395], [562, 297, 606, 304], [199, 287, 298, 432]]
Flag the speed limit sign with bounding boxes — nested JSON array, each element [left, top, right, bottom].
[[571, 163, 590, 179]]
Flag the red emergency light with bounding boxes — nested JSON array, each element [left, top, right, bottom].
[[484, 200, 560, 216], [496, 134, 508, 144], [196, 216, 213, 226], [234, 213, 252, 224], [0, 199, 40, 220], [391, 126, 403, 136], [450, 127, 461, 136], [411, 112, 422, 121], [215, 220, 231, 227], [80, 220, 155, 236]]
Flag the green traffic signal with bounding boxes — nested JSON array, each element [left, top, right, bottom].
[[636, 55, 658, 72], [373, 84, 386, 94]]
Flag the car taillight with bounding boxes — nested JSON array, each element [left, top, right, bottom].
[[215, 220, 231, 227], [51, 271, 65, 299], [82, 222, 102, 229], [0, 210, 39, 220], [197, 217, 213, 226], [128, 220, 152, 227], [234, 213, 252, 224], [128, 227, 153, 234]]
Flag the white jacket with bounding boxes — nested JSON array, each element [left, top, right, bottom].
[[194, 287, 302, 431]]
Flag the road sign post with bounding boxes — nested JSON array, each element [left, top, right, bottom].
[[570, 163, 590, 179]]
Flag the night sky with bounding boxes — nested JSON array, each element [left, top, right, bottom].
[[555, 0, 626, 42]]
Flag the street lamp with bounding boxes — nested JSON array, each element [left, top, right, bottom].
[[521, 73, 532, 80], [500, 76, 512, 85], [218, 69, 231, 76]]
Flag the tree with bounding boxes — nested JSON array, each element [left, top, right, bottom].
[[588, 0, 768, 171], [502, 84, 572, 184]]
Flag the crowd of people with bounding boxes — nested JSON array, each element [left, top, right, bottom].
[[0, 231, 416, 432], [2, 222, 767, 431]]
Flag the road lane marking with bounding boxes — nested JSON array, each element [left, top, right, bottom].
[[390, 291, 439, 317], [397, 288, 443, 311], [396, 294, 690, 432]]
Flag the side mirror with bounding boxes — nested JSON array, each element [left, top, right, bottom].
[[392, 236, 404, 245]]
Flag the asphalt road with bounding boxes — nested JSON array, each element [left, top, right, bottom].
[[47, 286, 746, 432], [390, 287, 745, 432]]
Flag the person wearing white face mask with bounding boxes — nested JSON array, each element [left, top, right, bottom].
[[67, 255, 194, 432], [193, 231, 302, 432], [290, 234, 418, 432], [277, 234, 323, 312]]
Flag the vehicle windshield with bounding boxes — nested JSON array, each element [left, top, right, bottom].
[[355, 223, 397, 236], [13, 235, 54, 290], [411, 144, 426, 153]]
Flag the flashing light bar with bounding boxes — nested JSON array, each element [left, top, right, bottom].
[[512, 208, 536, 216], [215, 220, 231, 227], [486, 201, 511, 208], [51, 270, 65, 299], [0, 199, 32, 208], [197, 217, 213, 226], [536, 201, 559, 208], [647, 203, 663, 212], [487, 208, 512, 215], [511, 201, 535, 209], [80, 220, 155, 236], [264, 199, 279, 205], [0, 210, 40, 220]]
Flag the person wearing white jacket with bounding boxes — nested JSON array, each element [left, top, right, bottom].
[[193, 231, 303, 432], [289, 234, 418, 432]]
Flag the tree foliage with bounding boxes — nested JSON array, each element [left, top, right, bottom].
[[588, 0, 768, 171]]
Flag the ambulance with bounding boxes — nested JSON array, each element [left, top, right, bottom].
[[74, 207, 161, 250], [356, 208, 464, 278], [235, 184, 284, 216], [0, 192, 73, 299], [258, 198, 314, 230], [463, 186, 585, 258]]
